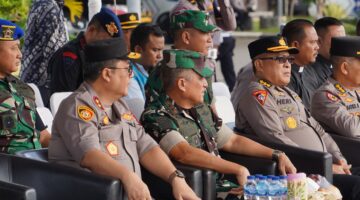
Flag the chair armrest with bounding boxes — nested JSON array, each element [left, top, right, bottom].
[[0, 180, 36, 200], [330, 133, 360, 167], [141, 162, 204, 200], [6, 155, 122, 200], [237, 133, 333, 183]]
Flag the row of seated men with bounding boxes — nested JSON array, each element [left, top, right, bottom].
[[1, 4, 360, 200]]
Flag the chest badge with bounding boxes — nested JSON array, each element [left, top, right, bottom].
[[252, 90, 268, 106], [286, 117, 297, 129], [77, 105, 94, 121], [106, 141, 119, 156]]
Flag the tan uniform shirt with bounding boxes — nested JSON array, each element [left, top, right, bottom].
[[235, 78, 344, 163], [311, 77, 360, 138], [49, 82, 158, 177], [231, 62, 253, 109]]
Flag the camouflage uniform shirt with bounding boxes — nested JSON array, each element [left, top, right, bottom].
[[0, 75, 41, 154]]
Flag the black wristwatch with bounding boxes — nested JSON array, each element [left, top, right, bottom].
[[272, 150, 284, 161], [168, 170, 186, 183]]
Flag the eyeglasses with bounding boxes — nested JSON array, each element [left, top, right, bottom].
[[108, 67, 133, 76], [257, 56, 295, 64]]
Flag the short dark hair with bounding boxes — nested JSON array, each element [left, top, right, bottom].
[[160, 66, 192, 92], [281, 19, 313, 44], [83, 59, 118, 82], [130, 23, 165, 51], [314, 17, 343, 37]]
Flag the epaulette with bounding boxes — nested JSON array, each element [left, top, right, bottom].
[[258, 79, 272, 88]]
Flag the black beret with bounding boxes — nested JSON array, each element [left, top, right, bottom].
[[84, 37, 140, 62], [330, 36, 360, 58], [248, 36, 299, 59]]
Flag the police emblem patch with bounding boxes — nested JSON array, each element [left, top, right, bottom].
[[105, 22, 118, 36], [252, 90, 268, 106], [285, 117, 297, 129], [77, 105, 94, 121], [326, 92, 339, 102], [106, 141, 119, 156]]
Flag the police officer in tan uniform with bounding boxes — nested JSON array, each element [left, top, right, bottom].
[[48, 37, 199, 200], [235, 36, 360, 200], [311, 36, 360, 138]]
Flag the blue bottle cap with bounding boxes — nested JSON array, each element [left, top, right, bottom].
[[279, 175, 287, 179], [272, 177, 280, 181], [247, 175, 255, 179]]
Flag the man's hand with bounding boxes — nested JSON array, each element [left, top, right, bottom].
[[123, 172, 152, 200], [39, 130, 51, 147], [278, 153, 297, 175], [230, 166, 250, 195], [333, 159, 352, 175], [171, 177, 200, 200]]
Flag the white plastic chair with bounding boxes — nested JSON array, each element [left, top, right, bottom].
[[49, 92, 72, 116], [124, 98, 145, 120], [36, 107, 53, 132], [212, 82, 231, 99], [214, 96, 235, 124], [27, 83, 44, 107]]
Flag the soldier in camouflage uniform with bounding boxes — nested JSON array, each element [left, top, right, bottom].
[[141, 49, 296, 195], [311, 37, 360, 138], [0, 19, 51, 154]]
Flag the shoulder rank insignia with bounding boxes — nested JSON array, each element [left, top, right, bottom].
[[77, 105, 94, 121], [285, 116, 297, 129], [93, 96, 104, 110], [105, 22, 118, 37], [106, 141, 119, 156], [258, 79, 272, 88], [252, 90, 268, 106], [326, 92, 339, 102], [334, 83, 346, 94]]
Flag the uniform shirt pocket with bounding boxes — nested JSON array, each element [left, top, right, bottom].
[[99, 125, 123, 159]]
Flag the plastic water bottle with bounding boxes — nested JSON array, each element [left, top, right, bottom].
[[278, 175, 288, 200], [255, 176, 269, 200], [268, 176, 281, 200], [244, 176, 256, 200]]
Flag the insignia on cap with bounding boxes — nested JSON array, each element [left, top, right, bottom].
[[77, 105, 94, 121], [357, 52, 360, 55], [252, 90, 268, 106], [326, 92, 339, 102], [105, 22, 118, 36], [1, 25, 15, 40], [106, 141, 119, 156], [279, 37, 286, 46], [285, 116, 297, 129], [129, 14, 137, 21]]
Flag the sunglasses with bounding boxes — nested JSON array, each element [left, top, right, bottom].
[[258, 56, 295, 64]]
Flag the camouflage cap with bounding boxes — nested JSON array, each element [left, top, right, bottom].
[[170, 10, 218, 33], [162, 49, 213, 77]]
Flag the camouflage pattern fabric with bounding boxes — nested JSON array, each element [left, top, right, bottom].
[[141, 49, 221, 151], [0, 75, 41, 154]]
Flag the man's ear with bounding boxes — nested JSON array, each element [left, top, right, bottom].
[[134, 45, 143, 53], [182, 31, 191, 45], [254, 59, 263, 73], [291, 41, 300, 48], [177, 77, 187, 92], [340, 61, 349, 75], [101, 67, 112, 82]]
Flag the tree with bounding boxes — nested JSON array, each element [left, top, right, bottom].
[[0, 0, 31, 28]]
